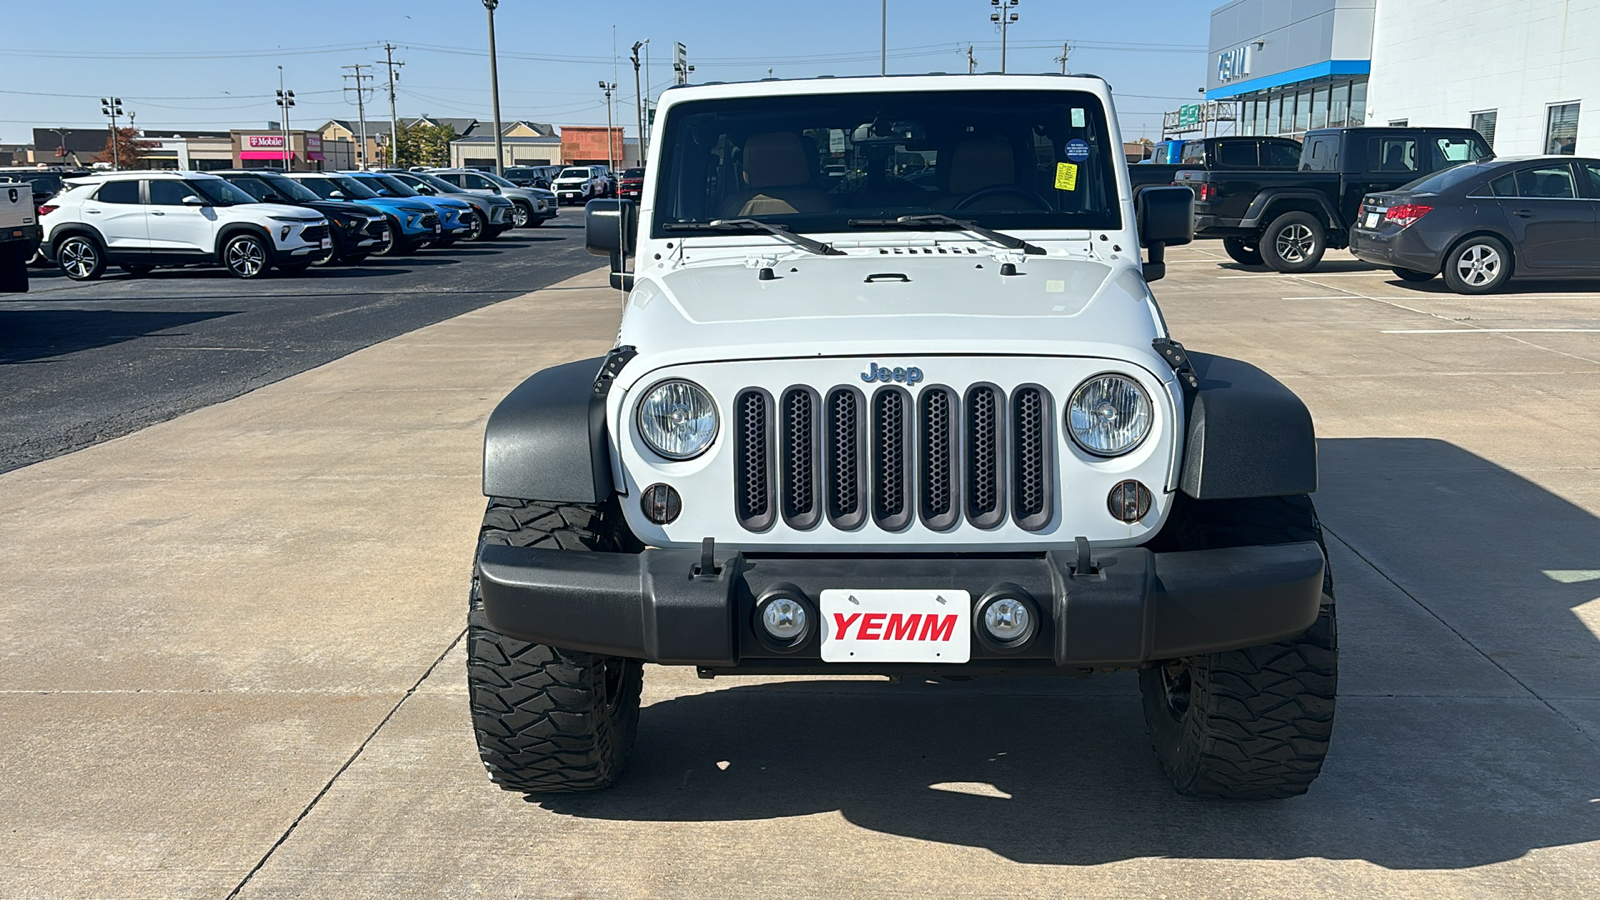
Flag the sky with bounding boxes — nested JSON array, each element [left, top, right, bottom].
[[1, 0, 1213, 146]]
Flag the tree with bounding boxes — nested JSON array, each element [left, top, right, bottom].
[[393, 122, 457, 168], [95, 126, 157, 169]]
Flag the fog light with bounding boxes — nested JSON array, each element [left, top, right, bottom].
[[640, 483, 681, 524], [984, 598, 1030, 641], [761, 597, 807, 641], [1107, 480, 1153, 523]]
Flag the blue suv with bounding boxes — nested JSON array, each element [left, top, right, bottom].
[[344, 172, 476, 247], [285, 173, 438, 255]]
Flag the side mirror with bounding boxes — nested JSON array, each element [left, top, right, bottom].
[[585, 198, 638, 291], [1135, 186, 1194, 282], [329, 190, 346, 199], [181, 194, 206, 206], [490, 185, 502, 194], [377, 189, 392, 197]]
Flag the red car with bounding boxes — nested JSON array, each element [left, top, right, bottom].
[[619, 167, 645, 200]]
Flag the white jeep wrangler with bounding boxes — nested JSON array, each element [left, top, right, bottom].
[[468, 75, 1336, 801]]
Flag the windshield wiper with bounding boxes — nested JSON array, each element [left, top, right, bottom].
[[666, 218, 844, 256], [847, 214, 1045, 255]]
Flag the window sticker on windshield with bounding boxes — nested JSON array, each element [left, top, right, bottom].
[[1065, 139, 1090, 162], [1055, 162, 1079, 191], [1071, 108, 1086, 127]]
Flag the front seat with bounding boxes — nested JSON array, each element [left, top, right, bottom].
[[719, 132, 831, 217], [936, 137, 1018, 210]]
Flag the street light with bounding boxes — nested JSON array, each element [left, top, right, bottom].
[[484, 0, 505, 176], [989, 0, 1019, 74], [631, 40, 648, 163], [100, 97, 123, 169], [276, 66, 296, 172], [599, 81, 617, 177]]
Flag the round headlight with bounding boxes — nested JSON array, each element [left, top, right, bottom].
[[1067, 374, 1153, 457], [637, 379, 718, 460]]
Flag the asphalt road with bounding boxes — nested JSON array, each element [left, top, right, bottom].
[[0, 219, 600, 473]]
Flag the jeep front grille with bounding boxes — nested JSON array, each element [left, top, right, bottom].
[[734, 383, 1054, 533]]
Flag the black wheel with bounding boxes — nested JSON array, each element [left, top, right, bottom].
[[222, 233, 270, 279], [511, 202, 533, 228], [311, 233, 343, 267], [1140, 495, 1337, 800], [1222, 236, 1264, 267], [1392, 267, 1435, 283], [464, 211, 487, 241], [1441, 235, 1511, 295], [1259, 212, 1327, 273], [120, 264, 154, 277], [276, 262, 312, 276], [468, 498, 644, 794], [56, 235, 105, 281], [374, 216, 404, 257]]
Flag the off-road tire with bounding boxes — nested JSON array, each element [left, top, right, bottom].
[[1222, 236, 1264, 267], [468, 497, 644, 793], [1140, 494, 1337, 800], [1392, 267, 1435, 282], [1259, 211, 1327, 274]]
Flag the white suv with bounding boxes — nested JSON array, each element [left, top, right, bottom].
[[40, 171, 329, 280], [550, 166, 608, 205]]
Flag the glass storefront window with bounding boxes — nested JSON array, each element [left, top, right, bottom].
[[1295, 89, 1312, 133], [1546, 103, 1579, 154], [1266, 92, 1280, 135], [1350, 80, 1368, 127], [1329, 82, 1350, 129], [1310, 86, 1328, 130]]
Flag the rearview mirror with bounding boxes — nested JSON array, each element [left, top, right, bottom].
[[585, 198, 638, 291], [1135, 186, 1194, 282], [181, 194, 206, 206]]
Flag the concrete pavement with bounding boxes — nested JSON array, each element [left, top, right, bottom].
[[2, 250, 1598, 898]]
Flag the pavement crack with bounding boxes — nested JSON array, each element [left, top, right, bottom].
[[224, 626, 468, 900], [1323, 526, 1599, 749]]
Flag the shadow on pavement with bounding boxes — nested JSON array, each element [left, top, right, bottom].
[[0, 309, 236, 364], [538, 438, 1600, 869], [1214, 258, 1382, 275], [1386, 277, 1600, 295]]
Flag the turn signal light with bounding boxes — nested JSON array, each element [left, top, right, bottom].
[[1384, 204, 1432, 228]]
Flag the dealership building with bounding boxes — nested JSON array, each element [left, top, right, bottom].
[[1207, 0, 1598, 155]]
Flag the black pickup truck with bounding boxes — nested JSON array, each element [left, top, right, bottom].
[[1128, 135, 1302, 193], [1175, 127, 1492, 271]]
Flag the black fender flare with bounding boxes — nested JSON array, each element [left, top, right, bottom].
[[483, 350, 634, 503], [1240, 190, 1342, 232], [49, 224, 106, 255], [1179, 351, 1318, 500], [213, 223, 276, 264]]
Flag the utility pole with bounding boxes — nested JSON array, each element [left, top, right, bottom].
[[966, 44, 977, 74], [342, 63, 373, 169], [1055, 41, 1072, 75], [989, 0, 1019, 74], [99, 96, 123, 169], [276, 67, 295, 172], [881, 0, 887, 75], [599, 81, 617, 177], [631, 41, 647, 162], [380, 43, 404, 167], [483, 0, 505, 176]]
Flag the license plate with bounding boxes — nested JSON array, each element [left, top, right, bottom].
[[1363, 212, 1382, 229], [319, 238, 331, 250], [820, 589, 971, 663], [434, 223, 442, 234]]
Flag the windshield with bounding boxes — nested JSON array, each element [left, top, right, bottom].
[[327, 176, 380, 199], [481, 171, 517, 188], [623, 168, 645, 178], [259, 173, 322, 203], [653, 89, 1121, 237], [190, 178, 258, 206], [356, 174, 418, 197], [407, 171, 466, 193], [559, 168, 591, 179]]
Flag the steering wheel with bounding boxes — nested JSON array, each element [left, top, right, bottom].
[[953, 185, 1051, 211]]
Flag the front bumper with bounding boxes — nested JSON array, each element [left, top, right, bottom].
[[477, 542, 1326, 672]]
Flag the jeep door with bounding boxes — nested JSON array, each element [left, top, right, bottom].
[[1490, 162, 1597, 271], [82, 179, 148, 251], [145, 179, 217, 256]]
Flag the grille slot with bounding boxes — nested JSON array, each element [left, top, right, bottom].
[[1010, 386, 1053, 531], [918, 387, 961, 531], [823, 387, 868, 530], [779, 387, 822, 530], [964, 385, 1007, 529], [733, 389, 776, 531], [870, 387, 914, 531]]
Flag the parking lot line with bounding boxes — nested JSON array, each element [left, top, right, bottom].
[[1384, 328, 1600, 334]]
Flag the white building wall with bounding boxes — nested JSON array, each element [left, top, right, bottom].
[[1367, 0, 1599, 155]]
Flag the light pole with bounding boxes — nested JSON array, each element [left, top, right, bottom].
[[989, 0, 1019, 74], [99, 97, 123, 169], [276, 67, 295, 172], [599, 81, 617, 177], [484, 0, 505, 175], [631, 41, 648, 163], [881, 0, 887, 75]]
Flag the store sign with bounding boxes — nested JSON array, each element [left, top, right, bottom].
[[1217, 45, 1251, 83], [307, 135, 321, 150], [246, 135, 285, 148]]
